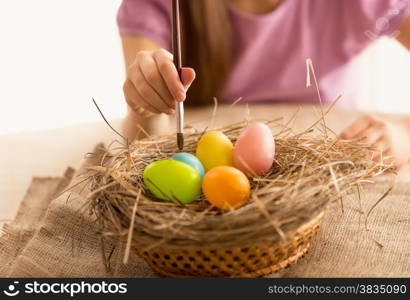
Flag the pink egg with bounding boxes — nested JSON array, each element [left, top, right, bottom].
[[233, 122, 275, 176]]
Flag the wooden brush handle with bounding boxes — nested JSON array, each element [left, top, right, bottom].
[[172, 0, 182, 77]]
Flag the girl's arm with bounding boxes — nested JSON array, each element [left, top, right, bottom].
[[340, 16, 410, 168], [120, 35, 195, 141]]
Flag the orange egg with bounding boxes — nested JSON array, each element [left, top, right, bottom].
[[202, 166, 251, 211]]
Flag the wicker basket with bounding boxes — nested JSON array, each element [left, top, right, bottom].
[[136, 211, 324, 278]]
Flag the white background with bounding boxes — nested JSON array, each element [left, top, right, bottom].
[[0, 0, 409, 136], [0, 0, 125, 135]]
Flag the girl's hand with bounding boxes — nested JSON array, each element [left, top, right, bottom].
[[340, 115, 410, 168], [123, 48, 196, 115]]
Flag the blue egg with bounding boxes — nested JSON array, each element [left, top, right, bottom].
[[171, 153, 205, 179]]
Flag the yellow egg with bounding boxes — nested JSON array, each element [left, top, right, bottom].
[[196, 131, 233, 171]]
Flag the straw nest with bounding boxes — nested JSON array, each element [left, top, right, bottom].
[[86, 116, 391, 253]]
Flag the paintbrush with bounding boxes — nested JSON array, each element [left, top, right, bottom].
[[172, 0, 184, 150]]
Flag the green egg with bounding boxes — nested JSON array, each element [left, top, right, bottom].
[[143, 160, 201, 204]]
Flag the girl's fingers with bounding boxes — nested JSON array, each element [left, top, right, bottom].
[[153, 49, 186, 102], [124, 49, 196, 116], [123, 79, 161, 114], [129, 66, 172, 114], [370, 138, 388, 162], [139, 55, 175, 109], [373, 137, 390, 153], [361, 126, 383, 145], [382, 149, 394, 165], [181, 67, 196, 90], [136, 89, 164, 115], [340, 115, 375, 139], [123, 79, 140, 110]]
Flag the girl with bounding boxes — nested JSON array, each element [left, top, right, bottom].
[[117, 0, 410, 167]]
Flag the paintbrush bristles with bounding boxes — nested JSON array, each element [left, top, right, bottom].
[[177, 133, 184, 150]]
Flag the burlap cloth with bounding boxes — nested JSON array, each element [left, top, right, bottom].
[[1, 144, 409, 278]]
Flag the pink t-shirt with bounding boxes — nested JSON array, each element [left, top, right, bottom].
[[117, 0, 410, 108]]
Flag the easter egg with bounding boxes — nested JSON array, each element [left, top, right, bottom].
[[202, 166, 250, 211], [171, 152, 205, 179], [196, 131, 234, 171], [143, 160, 201, 204], [233, 122, 275, 176]]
